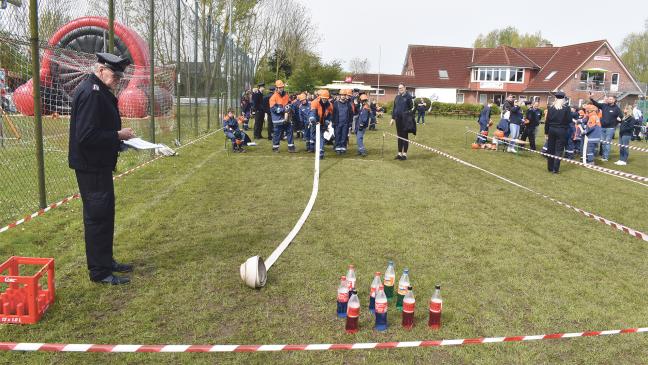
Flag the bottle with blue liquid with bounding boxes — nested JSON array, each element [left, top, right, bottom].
[[374, 285, 388, 331], [337, 275, 349, 318]]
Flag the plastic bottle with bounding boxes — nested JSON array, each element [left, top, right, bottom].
[[428, 285, 442, 329], [345, 290, 360, 334], [396, 269, 410, 311], [369, 272, 381, 314], [346, 264, 356, 291], [337, 275, 349, 318], [402, 286, 415, 330], [374, 285, 388, 331], [383, 261, 395, 300]]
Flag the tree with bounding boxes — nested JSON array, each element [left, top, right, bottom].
[[620, 19, 648, 84], [348, 57, 370, 75], [474, 27, 551, 48]]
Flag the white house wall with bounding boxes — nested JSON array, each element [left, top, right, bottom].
[[414, 88, 458, 103]]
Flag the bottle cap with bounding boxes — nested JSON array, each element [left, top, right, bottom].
[[375, 272, 381, 276], [348, 264, 355, 269], [435, 284, 441, 289], [408, 286, 413, 290], [341, 275, 346, 280]]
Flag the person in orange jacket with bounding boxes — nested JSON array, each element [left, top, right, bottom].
[[269, 80, 295, 152], [308, 89, 334, 159]]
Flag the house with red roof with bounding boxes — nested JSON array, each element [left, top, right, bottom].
[[355, 40, 644, 108]]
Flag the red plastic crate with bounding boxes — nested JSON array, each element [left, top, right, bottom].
[[0, 256, 55, 324]]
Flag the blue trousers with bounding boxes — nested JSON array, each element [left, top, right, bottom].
[[272, 123, 294, 149]]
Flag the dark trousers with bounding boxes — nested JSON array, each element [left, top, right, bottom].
[[253, 111, 264, 139], [266, 112, 273, 139], [397, 128, 409, 153], [546, 126, 568, 172], [521, 126, 537, 150], [75, 170, 115, 281]]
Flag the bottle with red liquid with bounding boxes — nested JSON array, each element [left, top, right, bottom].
[[374, 285, 388, 331], [345, 290, 360, 334], [428, 285, 442, 329], [401, 286, 415, 330], [346, 264, 356, 291], [369, 272, 381, 314], [337, 275, 349, 318]]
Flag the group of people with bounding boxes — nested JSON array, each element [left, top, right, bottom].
[[225, 80, 384, 158], [477, 92, 645, 173]]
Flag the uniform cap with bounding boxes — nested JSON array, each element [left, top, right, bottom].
[[96, 52, 130, 77], [554, 91, 566, 99], [257, 82, 265, 87]]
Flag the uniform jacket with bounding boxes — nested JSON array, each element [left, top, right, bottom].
[[544, 106, 572, 134], [525, 107, 543, 127], [478, 106, 491, 130], [333, 99, 353, 126], [355, 105, 371, 133], [251, 90, 264, 112], [391, 92, 413, 120], [309, 98, 334, 125], [269, 91, 290, 124], [584, 112, 602, 142], [619, 116, 638, 137], [68, 73, 121, 172], [509, 105, 523, 125], [298, 102, 311, 126]]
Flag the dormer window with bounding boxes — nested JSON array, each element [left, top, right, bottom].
[[472, 67, 525, 83], [544, 71, 558, 81], [438, 70, 449, 79]]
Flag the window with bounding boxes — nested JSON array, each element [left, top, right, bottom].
[[531, 96, 540, 103], [472, 67, 524, 83], [479, 94, 488, 105], [371, 89, 385, 96], [544, 71, 557, 80], [611, 73, 619, 86], [438, 70, 449, 79], [456, 93, 465, 104]]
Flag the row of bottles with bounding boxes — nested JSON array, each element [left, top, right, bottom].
[[337, 263, 443, 333]]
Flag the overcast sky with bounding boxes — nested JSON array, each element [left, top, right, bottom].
[[303, 0, 647, 75]]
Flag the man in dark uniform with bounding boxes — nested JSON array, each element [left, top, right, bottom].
[[68, 53, 135, 285], [251, 82, 265, 139], [264, 86, 275, 140]]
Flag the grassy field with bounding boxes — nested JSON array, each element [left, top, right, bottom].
[[0, 106, 214, 226], [1, 116, 648, 364]]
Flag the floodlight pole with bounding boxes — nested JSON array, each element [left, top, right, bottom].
[[176, 0, 181, 143], [206, 13, 212, 131], [193, 0, 199, 136], [149, 0, 155, 144], [29, 0, 46, 208], [227, 0, 232, 111]]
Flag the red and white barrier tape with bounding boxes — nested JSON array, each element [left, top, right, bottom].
[[601, 139, 648, 153], [0, 129, 223, 234], [1, 327, 647, 352], [387, 132, 648, 242], [466, 129, 648, 184], [0, 194, 80, 234]]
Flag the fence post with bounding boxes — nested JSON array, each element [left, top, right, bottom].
[[29, 0, 46, 209], [149, 0, 155, 144], [206, 14, 211, 131], [108, 0, 115, 53], [175, 0, 181, 143]]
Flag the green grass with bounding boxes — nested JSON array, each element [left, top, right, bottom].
[[0, 106, 215, 226], [1, 116, 648, 364]]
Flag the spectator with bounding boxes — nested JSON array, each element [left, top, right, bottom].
[[589, 93, 621, 162], [416, 98, 427, 125], [476, 102, 492, 144], [615, 105, 638, 166], [390, 83, 414, 160], [506, 100, 524, 153], [632, 104, 644, 141], [521, 101, 542, 150]]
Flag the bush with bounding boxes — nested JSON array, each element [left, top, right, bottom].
[[429, 101, 501, 116]]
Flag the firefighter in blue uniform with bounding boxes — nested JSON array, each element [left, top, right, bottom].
[[68, 53, 135, 285]]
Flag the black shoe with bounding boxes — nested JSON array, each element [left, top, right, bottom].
[[395, 155, 402, 160], [401, 155, 407, 160], [552, 170, 560, 174], [112, 261, 133, 273], [94, 275, 130, 285]]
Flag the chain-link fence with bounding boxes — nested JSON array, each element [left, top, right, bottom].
[[0, 0, 254, 227]]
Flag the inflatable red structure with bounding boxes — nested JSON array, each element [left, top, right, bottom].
[[13, 16, 172, 118]]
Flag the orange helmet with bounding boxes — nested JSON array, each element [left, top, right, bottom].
[[319, 89, 330, 99], [495, 130, 505, 138], [275, 80, 285, 88], [359, 94, 369, 101], [297, 93, 306, 101], [471, 143, 480, 149]]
